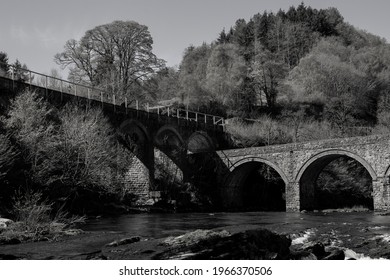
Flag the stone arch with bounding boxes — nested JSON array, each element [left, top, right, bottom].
[[154, 147, 184, 190], [119, 120, 153, 199], [296, 149, 377, 210], [230, 157, 289, 185], [155, 125, 187, 176], [155, 125, 185, 150], [187, 131, 215, 153], [224, 156, 287, 211], [119, 119, 152, 166]]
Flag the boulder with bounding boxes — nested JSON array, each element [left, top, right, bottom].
[[155, 229, 292, 260], [302, 242, 326, 259], [344, 249, 359, 260], [290, 250, 318, 260], [106, 236, 141, 247], [323, 248, 345, 260]]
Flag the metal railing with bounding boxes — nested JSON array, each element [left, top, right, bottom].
[[0, 62, 225, 127]]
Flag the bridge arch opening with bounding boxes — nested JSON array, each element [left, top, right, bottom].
[[224, 158, 287, 211], [187, 131, 215, 153], [155, 126, 185, 159], [119, 120, 152, 166], [297, 150, 375, 211]]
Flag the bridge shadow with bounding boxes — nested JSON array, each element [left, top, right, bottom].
[[187, 151, 287, 212]]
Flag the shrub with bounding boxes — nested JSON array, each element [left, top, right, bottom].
[[0, 189, 85, 242], [225, 116, 292, 147], [3, 90, 132, 211], [0, 134, 18, 181]]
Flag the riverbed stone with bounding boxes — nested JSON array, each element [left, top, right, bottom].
[[302, 242, 326, 259], [105, 236, 141, 247], [155, 228, 292, 260], [323, 248, 345, 260]]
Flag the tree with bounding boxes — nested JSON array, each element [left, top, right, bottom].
[[141, 67, 180, 103], [205, 44, 247, 106], [178, 43, 212, 107], [0, 52, 10, 77], [0, 134, 18, 181], [251, 48, 288, 109], [288, 39, 378, 130], [12, 59, 30, 81], [55, 20, 165, 101], [4, 91, 131, 199]]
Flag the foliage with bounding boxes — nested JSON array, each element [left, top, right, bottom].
[[205, 43, 247, 106], [178, 43, 212, 107], [226, 116, 292, 147], [251, 49, 288, 109], [0, 134, 18, 181], [0, 51, 10, 76], [12, 59, 30, 81], [316, 157, 373, 209]]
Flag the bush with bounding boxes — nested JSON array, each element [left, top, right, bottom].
[[225, 116, 292, 147], [3, 90, 133, 212], [0, 189, 85, 243], [0, 134, 18, 181]]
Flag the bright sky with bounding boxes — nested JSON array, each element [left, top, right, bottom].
[[1, 0, 390, 77]]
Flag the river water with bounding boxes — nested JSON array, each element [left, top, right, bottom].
[[81, 211, 390, 259]]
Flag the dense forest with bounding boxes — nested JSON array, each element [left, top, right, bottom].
[[149, 3, 390, 146]]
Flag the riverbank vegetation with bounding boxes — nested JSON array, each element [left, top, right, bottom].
[[0, 90, 136, 241]]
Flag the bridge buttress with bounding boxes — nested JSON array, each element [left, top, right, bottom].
[[373, 178, 390, 211], [286, 182, 300, 212]]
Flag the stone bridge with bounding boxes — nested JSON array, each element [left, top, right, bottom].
[[217, 135, 390, 212]]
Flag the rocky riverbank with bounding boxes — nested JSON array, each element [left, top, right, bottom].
[[1, 225, 385, 260]]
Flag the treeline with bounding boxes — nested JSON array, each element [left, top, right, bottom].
[[146, 3, 390, 146]]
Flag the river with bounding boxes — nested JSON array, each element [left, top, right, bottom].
[[81, 211, 390, 259]]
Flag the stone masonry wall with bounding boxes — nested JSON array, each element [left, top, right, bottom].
[[124, 156, 150, 200], [217, 134, 390, 211]]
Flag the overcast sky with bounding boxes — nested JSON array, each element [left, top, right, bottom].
[[1, 0, 390, 77]]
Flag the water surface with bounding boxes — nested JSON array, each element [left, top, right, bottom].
[[81, 211, 390, 258]]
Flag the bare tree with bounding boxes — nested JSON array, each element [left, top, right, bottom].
[[55, 20, 165, 100]]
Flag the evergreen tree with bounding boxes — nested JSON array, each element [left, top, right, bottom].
[[0, 52, 10, 76]]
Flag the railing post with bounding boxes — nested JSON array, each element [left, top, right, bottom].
[[136, 100, 139, 110], [195, 113, 198, 122], [29, 71, 32, 91], [113, 94, 116, 112], [186, 110, 189, 120], [205, 114, 207, 124], [100, 92, 103, 108], [45, 75, 48, 97], [125, 97, 128, 114], [87, 88, 91, 108], [157, 106, 160, 115], [213, 116, 216, 125], [74, 85, 77, 97], [177, 109, 179, 118], [60, 80, 63, 102], [167, 107, 170, 117]]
